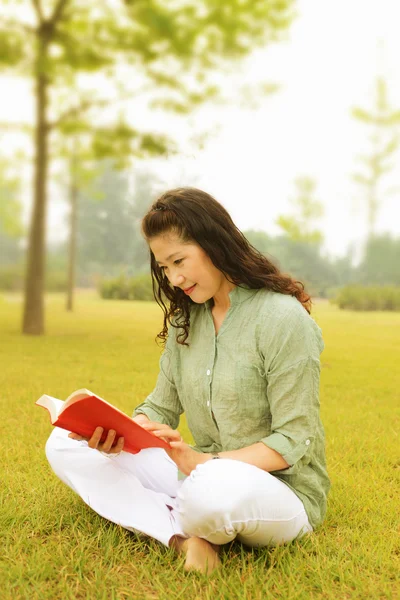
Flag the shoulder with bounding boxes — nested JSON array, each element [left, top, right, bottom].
[[251, 289, 305, 323], [253, 290, 324, 355]]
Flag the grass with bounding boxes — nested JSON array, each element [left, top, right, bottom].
[[1, 291, 399, 599]]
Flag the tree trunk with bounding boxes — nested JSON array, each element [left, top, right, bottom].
[[22, 65, 48, 334], [66, 148, 78, 312]]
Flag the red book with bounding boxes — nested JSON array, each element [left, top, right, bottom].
[[36, 388, 169, 455]]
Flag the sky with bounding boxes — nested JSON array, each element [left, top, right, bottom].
[[1, 0, 400, 259]]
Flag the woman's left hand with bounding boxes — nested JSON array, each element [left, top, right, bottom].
[[140, 421, 208, 476]]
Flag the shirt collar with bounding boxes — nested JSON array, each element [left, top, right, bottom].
[[204, 284, 259, 310]]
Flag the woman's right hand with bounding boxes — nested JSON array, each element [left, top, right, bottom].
[[68, 427, 124, 454], [67, 414, 149, 454]]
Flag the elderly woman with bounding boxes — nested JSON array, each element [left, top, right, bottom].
[[45, 188, 330, 574]]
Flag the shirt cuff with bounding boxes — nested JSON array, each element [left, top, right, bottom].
[[260, 432, 313, 470], [133, 406, 170, 425]]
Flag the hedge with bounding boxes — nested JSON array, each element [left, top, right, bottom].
[[332, 285, 400, 311], [98, 274, 154, 301]]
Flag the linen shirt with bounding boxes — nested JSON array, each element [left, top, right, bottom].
[[133, 285, 330, 529]]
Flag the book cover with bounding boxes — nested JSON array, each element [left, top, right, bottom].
[[36, 390, 169, 455]]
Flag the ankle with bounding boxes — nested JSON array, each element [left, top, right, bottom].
[[169, 534, 188, 553]]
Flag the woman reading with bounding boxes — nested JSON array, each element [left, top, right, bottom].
[[45, 187, 330, 574]]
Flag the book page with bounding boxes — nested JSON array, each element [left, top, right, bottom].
[[35, 395, 65, 423], [65, 388, 96, 405], [63, 389, 128, 418]]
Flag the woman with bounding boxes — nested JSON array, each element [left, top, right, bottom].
[[45, 187, 330, 574]]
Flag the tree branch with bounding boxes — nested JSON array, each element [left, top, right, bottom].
[[49, 0, 70, 27], [31, 0, 44, 24], [49, 91, 135, 130]]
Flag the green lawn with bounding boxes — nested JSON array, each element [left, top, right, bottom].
[[1, 291, 399, 599]]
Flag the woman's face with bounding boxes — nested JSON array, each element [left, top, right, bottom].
[[149, 232, 228, 303]]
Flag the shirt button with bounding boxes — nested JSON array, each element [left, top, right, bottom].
[[207, 401, 210, 407], [305, 439, 310, 446], [206, 369, 211, 376]]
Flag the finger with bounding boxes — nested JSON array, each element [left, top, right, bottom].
[[88, 426, 104, 449], [153, 429, 182, 442], [68, 433, 86, 441], [110, 436, 124, 454], [100, 429, 116, 453], [169, 440, 186, 449], [140, 421, 162, 431]]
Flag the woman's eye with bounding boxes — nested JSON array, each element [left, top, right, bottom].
[[174, 259, 183, 265]]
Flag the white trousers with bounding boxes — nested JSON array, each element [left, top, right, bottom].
[[45, 427, 312, 548]]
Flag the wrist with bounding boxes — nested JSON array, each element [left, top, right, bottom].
[[202, 452, 221, 463], [192, 452, 213, 470]]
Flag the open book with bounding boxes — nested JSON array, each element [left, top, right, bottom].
[[36, 388, 169, 455]]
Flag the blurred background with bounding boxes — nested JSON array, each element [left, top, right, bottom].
[[1, 0, 399, 334]]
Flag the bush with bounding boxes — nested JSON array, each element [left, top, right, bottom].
[[0, 264, 24, 290], [0, 264, 67, 292], [98, 274, 154, 301], [128, 274, 154, 301], [332, 285, 400, 311]]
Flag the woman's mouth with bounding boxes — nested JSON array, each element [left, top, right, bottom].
[[183, 284, 197, 295]]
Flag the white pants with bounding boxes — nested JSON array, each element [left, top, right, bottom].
[[45, 427, 312, 548]]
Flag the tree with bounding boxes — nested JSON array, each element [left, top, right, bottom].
[[74, 162, 163, 283], [244, 228, 349, 297], [62, 126, 148, 312], [128, 166, 163, 274], [352, 77, 400, 238], [0, 156, 25, 265], [276, 176, 324, 245], [356, 234, 400, 286], [76, 163, 133, 280], [0, 0, 295, 334]]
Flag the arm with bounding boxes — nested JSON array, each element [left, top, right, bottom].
[[141, 424, 289, 475], [68, 331, 180, 455], [208, 442, 289, 471], [143, 304, 323, 475], [133, 330, 183, 429], [257, 305, 324, 473]]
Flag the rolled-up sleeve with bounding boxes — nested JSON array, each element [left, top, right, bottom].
[[133, 329, 183, 429], [259, 306, 324, 473]]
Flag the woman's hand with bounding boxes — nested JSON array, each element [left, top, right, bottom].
[[140, 421, 209, 476], [68, 427, 124, 455], [67, 414, 150, 454]]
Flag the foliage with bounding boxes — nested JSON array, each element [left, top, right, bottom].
[[0, 0, 296, 334], [0, 263, 24, 291], [355, 233, 400, 286], [244, 229, 353, 297], [0, 297, 399, 599], [332, 284, 400, 311], [99, 273, 154, 301], [0, 156, 25, 265], [72, 163, 157, 280], [352, 77, 400, 237], [0, 169, 24, 237], [76, 164, 134, 271], [276, 177, 324, 245], [0, 263, 68, 292]]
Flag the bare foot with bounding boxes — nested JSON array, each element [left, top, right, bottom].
[[170, 536, 221, 575]]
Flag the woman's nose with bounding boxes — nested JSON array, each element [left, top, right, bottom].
[[170, 272, 185, 287]]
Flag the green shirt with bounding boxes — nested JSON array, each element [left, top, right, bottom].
[[134, 285, 330, 529]]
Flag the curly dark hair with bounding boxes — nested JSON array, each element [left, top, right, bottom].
[[142, 187, 311, 346]]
